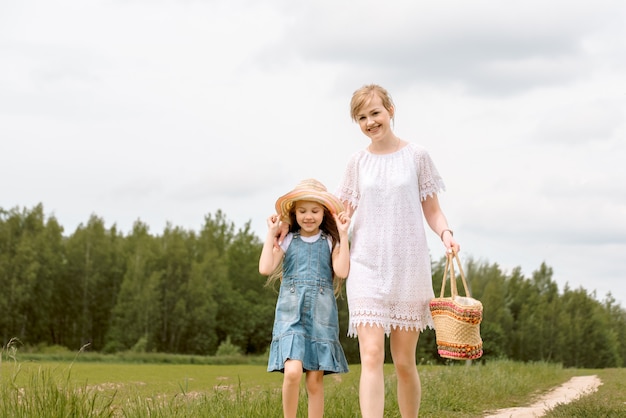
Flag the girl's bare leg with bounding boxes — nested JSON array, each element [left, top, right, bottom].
[[305, 370, 325, 418], [282, 359, 303, 418], [389, 329, 421, 417], [356, 324, 386, 418]]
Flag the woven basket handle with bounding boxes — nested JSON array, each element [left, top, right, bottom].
[[439, 250, 471, 299]]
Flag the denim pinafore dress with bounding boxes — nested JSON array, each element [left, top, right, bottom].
[[267, 231, 349, 374]]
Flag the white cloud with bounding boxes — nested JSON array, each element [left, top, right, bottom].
[[262, 0, 626, 96], [1, 0, 625, 306]]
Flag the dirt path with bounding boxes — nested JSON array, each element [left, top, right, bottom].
[[483, 375, 602, 418]]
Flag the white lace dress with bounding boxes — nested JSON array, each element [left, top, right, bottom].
[[336, 142, 445, 337]]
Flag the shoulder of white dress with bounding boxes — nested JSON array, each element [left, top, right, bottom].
[[409, 144, 435, 161], [407, 142, 427, 153]]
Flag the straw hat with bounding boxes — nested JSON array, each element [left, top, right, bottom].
[[275, 179, 344, 217]]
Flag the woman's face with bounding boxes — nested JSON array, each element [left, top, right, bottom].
[[294, 200, 324, 237], [355, 94, 394, 142]]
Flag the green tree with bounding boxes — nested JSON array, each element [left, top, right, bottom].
[[506, 267, 536, 360], [0, 205, 63, 345], [224, 222, 274, 354], [152, 224, 193, 353], [0, 206, 37, 344], [183, 254, 219, 354], [64, 215, 124, 350], [603, 294, 626, 367], [558, 287, 620, 367], [26, 212, 66, 345], [468, 260, 513, 359], [107, 221, 160, 352], [531, 263, 560, 362]]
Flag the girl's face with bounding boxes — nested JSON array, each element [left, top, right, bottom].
[[294, 200, 324, 237], [355, 93, 394, 142]]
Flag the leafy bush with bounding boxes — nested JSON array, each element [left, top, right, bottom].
[[215, 336, 242, 357], [131, 336, 148, 353]]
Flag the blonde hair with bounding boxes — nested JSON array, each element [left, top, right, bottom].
[[350, 84, 395, 122]]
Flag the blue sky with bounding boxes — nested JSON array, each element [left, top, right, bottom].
[[2, 0, 625, 306]]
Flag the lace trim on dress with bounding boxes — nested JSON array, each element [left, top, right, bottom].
[[413, 145, 445, 201], [347, 316, 435, 338], [336, 185, 359, 211], [347, 298, 435, 337]]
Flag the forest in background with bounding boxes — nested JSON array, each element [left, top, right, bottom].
[[1, 204, 625, 368]]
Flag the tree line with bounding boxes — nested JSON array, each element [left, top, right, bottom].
[[1, 204, 624, 368]]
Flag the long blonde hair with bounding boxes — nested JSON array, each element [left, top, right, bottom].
[[265, 205, 345, 296]]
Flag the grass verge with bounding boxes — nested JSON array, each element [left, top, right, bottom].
[[2, 343, 625, 417]]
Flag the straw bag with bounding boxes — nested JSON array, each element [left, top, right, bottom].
[[429, 251, 483, 360]]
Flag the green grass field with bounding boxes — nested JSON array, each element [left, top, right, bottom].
[[1, 357, 625, 417]]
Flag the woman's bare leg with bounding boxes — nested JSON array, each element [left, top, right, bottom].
[[390, 329, 421, 417], [356, 324, 386, 418]]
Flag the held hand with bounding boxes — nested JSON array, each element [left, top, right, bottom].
[[334, 211, 351, 234], [274, 218, 290, 248], [266, 214, 280, 232], [343, 201, 355, 218]]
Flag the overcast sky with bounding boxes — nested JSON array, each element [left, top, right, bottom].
[[2, 0, 625, 307]]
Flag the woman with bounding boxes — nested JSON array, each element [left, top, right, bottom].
[[337, 84, 460, 417]]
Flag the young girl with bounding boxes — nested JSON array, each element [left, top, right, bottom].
[[259, 178, 350, 418]]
